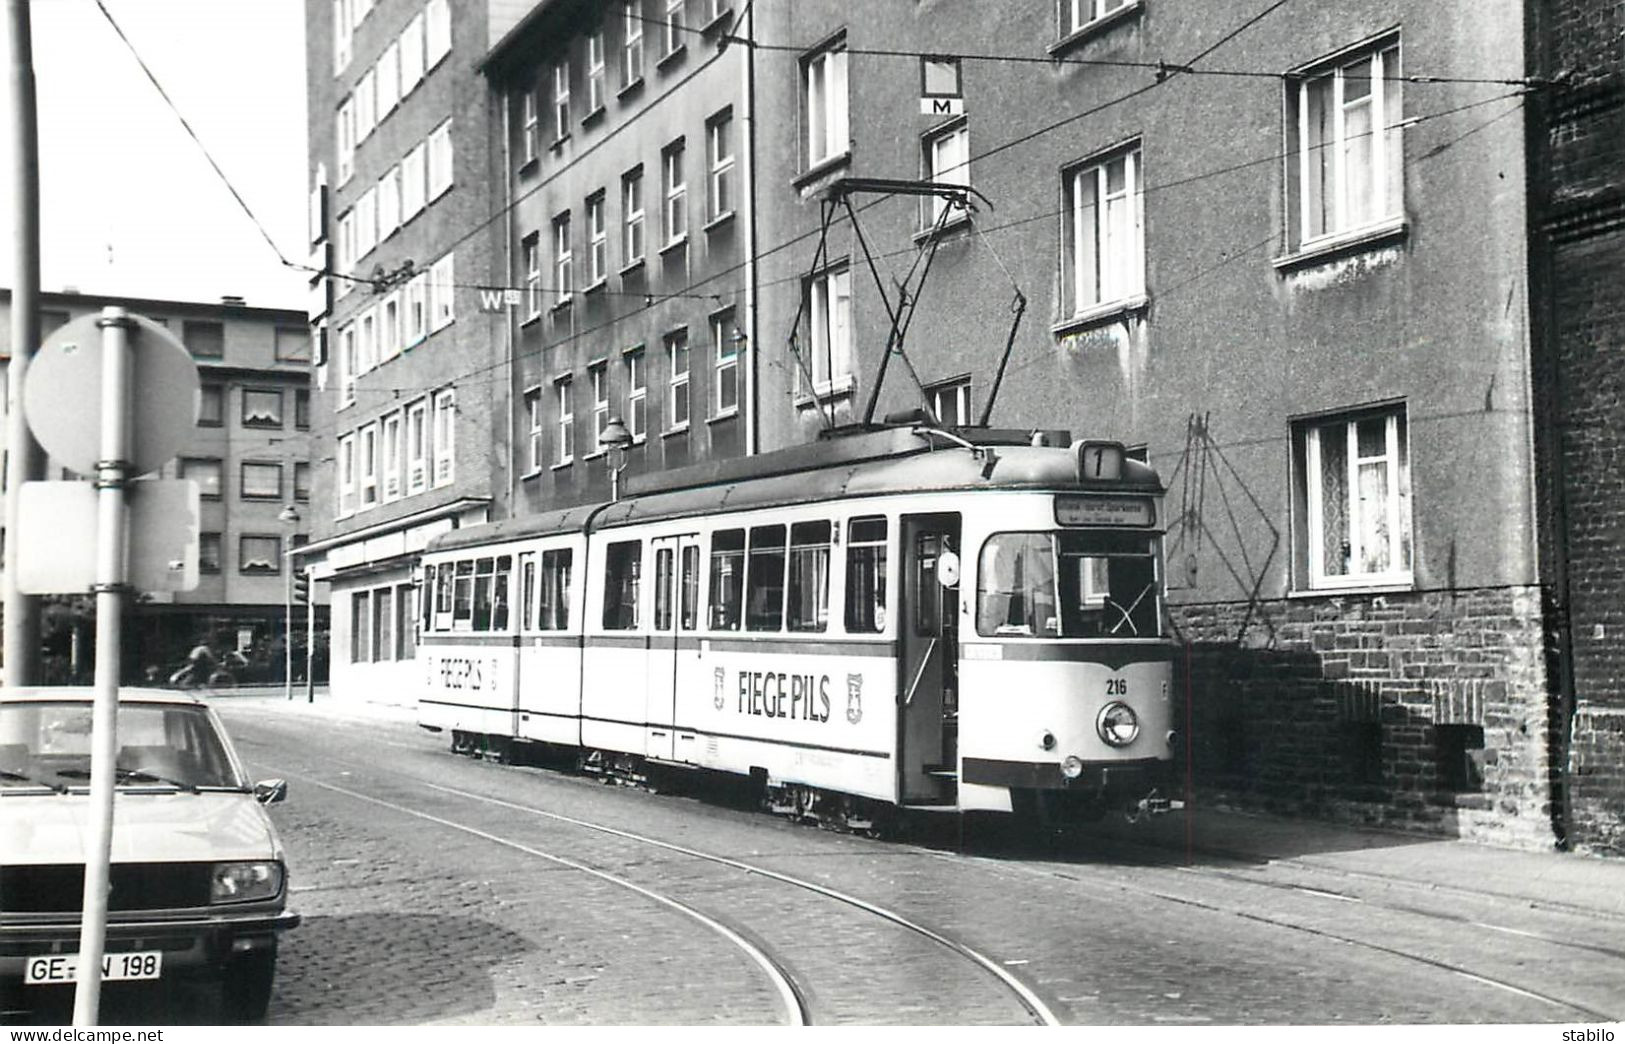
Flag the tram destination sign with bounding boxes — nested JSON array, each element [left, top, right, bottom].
[[1054, 495, 1155, 528]]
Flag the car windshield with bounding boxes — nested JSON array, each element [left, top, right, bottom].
[[976, 531, 1161, 638], [0, 701, 242, 791]]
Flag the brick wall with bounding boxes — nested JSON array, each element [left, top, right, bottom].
[[1174, 586, 1556, 850]]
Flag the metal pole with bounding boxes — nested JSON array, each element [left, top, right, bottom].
[[283, 555, 293, 700], [5, 0, 45, 687], [305, 573, 315, 703], [71, 307, 135, 1026]]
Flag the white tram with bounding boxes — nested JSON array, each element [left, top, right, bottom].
[[416, 423, 1179, 823]]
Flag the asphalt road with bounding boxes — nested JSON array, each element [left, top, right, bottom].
[[22, 696, 1625, 1026]]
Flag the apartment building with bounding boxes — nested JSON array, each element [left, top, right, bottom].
[[301, 0, 510, 701], [0, 290, 316, 682]]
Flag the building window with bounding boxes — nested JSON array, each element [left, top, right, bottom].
[[803, 39, 849, 168], [355, 70, 377, 144], [333, 0, 351, 73], [1064, 144, 1144, 317], [275, 326, 311, 362], [425, 0, 451, 66], [295, 462, 312, 503], [199, 532, 222, 574], [519, 88, 538, 165], [433, 388, 456, 487], [401, 13, 425, 90], [382, 411, 402, 502], [242, 388, 283, 428], [337, 99, 355, 185], [181, 457, 223, 499], [523, 233, 542, 318], [359, 422, 379, 508], [587, 193, 608, 284], [524, 387, 544, 473], [428, 119, 454, 199], [338, 323, 357, 405], [589, 361, 609, 446], [622, 0, 644, 86], [401, 142, 427, 219], [407, 399, 429, 494], [1290, 38, 1403, 248], [1295, 406, 1412, 590], [622, 166, 646, 264], [378, 165, 401, 240], [354, 186, 377, 259], [296, 389, 310, 429], [666, 328, 689, 430], [406, 272, 429, 344], [381, 292, 402, 363], [183, 320, 224, 359], [338, 433, 357, 515], [662, 139, 686, 244], [802, 267, 851, 395], [662, 0, 684, 56], [625, 348, 646, 440], [239, 535, 281, 576], [352, 590, 371, 662], [707, 110, 734, 222], [711, 309, 738, 417], [922, 119, 969, 227], [587, 31, 606, 112], [555, 376, 575, 466], [377, 41, 401, 119], [552, 58, 570, 141], [198, 384, 224, 427], [927, 376, 971, 427], [553, 212, 574, 305], [1064, 0, 1130, 35], [430, 254, 455, 330], [241, 462, 282, 501], [358, 308, 378, 373]]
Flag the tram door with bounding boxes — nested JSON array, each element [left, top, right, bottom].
[[647, 534, 701, 762], [898, 513, 961, 803]]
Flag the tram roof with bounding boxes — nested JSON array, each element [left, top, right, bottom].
[[428, 425, 1163, 554]]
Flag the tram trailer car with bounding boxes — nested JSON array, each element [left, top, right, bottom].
[[416, 423, 1180, 825]]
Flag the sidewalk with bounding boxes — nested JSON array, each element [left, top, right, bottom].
[[223, 689, 1625, 917]]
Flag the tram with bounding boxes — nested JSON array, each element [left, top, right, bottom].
[[415, 419, 1180, 825]]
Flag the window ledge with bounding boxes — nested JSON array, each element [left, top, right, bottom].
[[1049, 0, 1144, 57], [793, 151, 852, 192], [662, 423, 690, 439], [620, 257, 647, 278], [1273, 218, 1408, 273], [521, 467, 544, 481], [583, 277, 609, 295], [793, 379, 854, 408], [550, 295, 574, 314], [912, 211, 972, 245], [660, 233, 689, 256], [581, 105, 607, 129], [551, 459, 574, 472], [1052, 294, 1150, 336], [582, 449, 606, 461], [518, 156, 539, 178], [1287, 579, 1416, 600], [630, 433, 648, 446], [618, 76, 645, 101], [707, 408, 739, 425], [701, 8, 735, 36], [521, 312, 543, 329], [657, 44, 687, 71], [704, 210, 736, 234], [549, 133, 571, 154]]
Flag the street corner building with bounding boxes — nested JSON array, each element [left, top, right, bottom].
[[299, 0, 1625, 855]]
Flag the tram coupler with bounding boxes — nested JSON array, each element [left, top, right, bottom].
[[1126, 788, 1183, 822]]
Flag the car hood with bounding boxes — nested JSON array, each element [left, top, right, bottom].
[[1, 792, 281, 866]]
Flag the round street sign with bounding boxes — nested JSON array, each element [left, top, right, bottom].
[[23, 311, 200, 479]]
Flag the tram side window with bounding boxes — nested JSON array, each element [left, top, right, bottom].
[[520, 555, 537, 631], [421, 566, 436, 633], [452, 561, 474, 630], [491, 555, 512, 631], [654, 547, 674, 630], [539, 548, 573, 630], [746, 524, 787, 631], [844, 516, 888, 633], [471, 558, 495, 630], [433, 564, 454, 631], [681, 544, 700, 629], [602, 540, 641, 630], [787, 520, 831, 632], [709, 529, 745, 630]]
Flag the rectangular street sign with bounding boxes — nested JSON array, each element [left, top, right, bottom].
[[15, 479, 200, 594]]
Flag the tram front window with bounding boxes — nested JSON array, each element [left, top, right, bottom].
[[977, 531, 1160, 638]]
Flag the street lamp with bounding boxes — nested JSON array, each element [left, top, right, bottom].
[[277, 504, 300, 700], [598, 417, 633, 501]]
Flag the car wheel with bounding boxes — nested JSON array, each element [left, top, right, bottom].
[[221, 944, 277, 1023]]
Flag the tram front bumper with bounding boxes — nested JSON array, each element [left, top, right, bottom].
[[962, 756, 1173, 794]]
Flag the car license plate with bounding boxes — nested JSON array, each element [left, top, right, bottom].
[[24, 951, 162, 984]]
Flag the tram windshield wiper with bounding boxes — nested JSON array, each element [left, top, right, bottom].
[[0, 768, 67, 793], [1105, 582, 1155, 636]]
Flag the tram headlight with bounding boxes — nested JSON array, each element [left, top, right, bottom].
[[1061, 755, 1085, 779], [1096, 702, 1140, 747]]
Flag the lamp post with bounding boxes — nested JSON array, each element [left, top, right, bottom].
[[278, 504, 300, 700], [598, 417, 632, 501]]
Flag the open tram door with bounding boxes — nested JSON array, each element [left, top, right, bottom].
[[898, 513, 961, 804], [648, 533, 702, 762]]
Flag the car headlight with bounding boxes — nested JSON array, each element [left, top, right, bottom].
[[212, 861, 284, 904], [1096, 702, 1140, 747]]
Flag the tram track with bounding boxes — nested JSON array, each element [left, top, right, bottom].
[[244, 720, 1057, 1026]]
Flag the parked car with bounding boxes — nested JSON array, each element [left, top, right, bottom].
[[0, 687, 299, 1022]]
